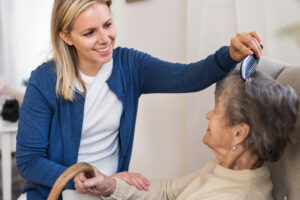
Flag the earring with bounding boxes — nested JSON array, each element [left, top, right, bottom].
[[232, 145, 237, 151]]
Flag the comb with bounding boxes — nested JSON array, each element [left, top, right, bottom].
[[240, 45, 263, 80]]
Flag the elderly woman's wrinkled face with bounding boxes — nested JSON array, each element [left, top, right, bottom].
[[203, 90, 235, 156]]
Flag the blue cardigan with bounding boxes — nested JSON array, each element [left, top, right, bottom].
[[16, 47, 237, 199]]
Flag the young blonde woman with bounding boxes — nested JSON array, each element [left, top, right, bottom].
[[16, 0, 263, 199]]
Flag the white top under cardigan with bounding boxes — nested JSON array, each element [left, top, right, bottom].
[[77, 59, 122, 176]]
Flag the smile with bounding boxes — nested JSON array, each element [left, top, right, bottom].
[[96, 45, 110, 53]]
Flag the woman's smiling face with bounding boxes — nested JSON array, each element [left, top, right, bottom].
[[60, 3, 116, 72]]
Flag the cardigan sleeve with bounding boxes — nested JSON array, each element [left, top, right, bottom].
[[16, 69, 68, 188], [102, 169, 202, 200], [135, 46, 238, 94]]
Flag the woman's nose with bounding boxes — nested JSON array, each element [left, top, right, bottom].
[[97, 30, 109, 43], [206, 109, 213, 120]]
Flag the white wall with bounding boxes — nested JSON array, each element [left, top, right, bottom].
[[235, 0, 300, 65], [112, 0, 189, 179], [186, 0, 240, 172]]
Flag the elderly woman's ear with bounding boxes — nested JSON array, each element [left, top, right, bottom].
[[232, 123, 250, 147]]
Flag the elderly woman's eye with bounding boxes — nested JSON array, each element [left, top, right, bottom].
[[104, 22, 112, 29]]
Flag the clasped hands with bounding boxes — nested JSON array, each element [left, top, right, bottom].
[[74, 166, 150, 197]]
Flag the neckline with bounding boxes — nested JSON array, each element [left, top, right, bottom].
[[76, 59, 113, 92]]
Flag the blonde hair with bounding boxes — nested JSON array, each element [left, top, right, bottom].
[[51, 0, 112, 101]]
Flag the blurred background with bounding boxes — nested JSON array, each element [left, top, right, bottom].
[[0, 1, 300, 196]]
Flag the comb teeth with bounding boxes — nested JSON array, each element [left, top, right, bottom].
[[240, 45, 263, 80], [241, 55, 259, 80]]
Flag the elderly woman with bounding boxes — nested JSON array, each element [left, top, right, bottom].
[[65, 70, 299, 200]]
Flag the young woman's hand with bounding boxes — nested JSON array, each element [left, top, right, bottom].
[[229, 31, 263, 62], [111, 171, 150, 191]]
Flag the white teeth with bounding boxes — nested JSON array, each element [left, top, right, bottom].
[[96, 46, 109, 53]]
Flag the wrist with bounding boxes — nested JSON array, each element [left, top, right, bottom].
[[229, 46, 239, 62], [109, 178, 116, 195], [103, 177, 116, 197]]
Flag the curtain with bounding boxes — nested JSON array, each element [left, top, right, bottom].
[[0, 0, 54, 89], [235, 0, 300, 65]]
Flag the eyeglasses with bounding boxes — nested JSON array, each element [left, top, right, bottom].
[[240, 45, 263, 81]]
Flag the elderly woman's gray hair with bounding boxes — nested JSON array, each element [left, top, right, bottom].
[[217, 70, 299, 162]]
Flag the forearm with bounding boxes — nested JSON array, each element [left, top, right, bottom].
[[16, 144, 69, 188], [102, 166, 204, 200], [16, 78, 70, 188], [138, 46, 238, 94], [102, 178, 175, 200]]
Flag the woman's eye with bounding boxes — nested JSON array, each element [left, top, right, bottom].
[[83, 30, 94, 36], [104, 23, 112, 29]]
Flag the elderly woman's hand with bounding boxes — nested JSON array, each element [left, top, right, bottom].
[[229, 32, 263, 62], [74, 166, 150, 196]]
